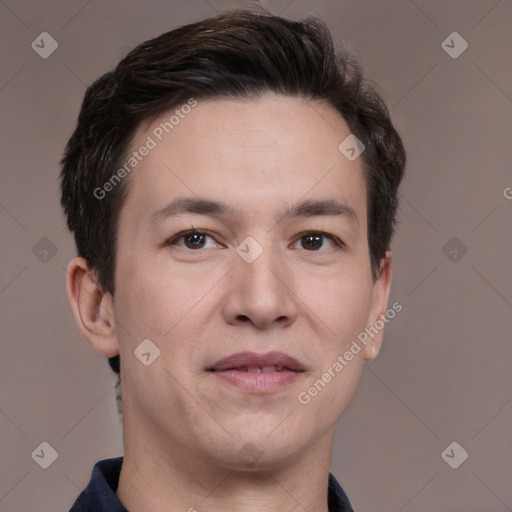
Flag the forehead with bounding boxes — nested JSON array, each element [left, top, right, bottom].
[[121, 94, 367, 226]]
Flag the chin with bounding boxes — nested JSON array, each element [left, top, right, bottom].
[[210, 431, 306, 472]]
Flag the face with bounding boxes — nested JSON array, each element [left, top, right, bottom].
[[111, 94, 387, 470]]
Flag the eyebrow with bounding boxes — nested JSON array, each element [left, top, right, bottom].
[[149, 196, 359, 228]]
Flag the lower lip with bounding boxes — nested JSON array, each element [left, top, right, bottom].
[[211, 369, 303, 393]]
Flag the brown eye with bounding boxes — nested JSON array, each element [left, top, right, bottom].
[[184, 232, 206, 249], [168, 230, 222, 250], [293, 231, 342, 251], [301, 233, 324, 250]]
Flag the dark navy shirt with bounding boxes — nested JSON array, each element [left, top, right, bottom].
[[69, 457, 355, 512]]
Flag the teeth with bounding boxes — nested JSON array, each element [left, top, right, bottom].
[[244, 366, 280, 373]]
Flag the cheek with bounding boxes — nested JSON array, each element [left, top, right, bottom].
[[298, 263, 374, 348], [113, 258, 205, 418], [113, 253, 218, 375], [114, 252, 186, 338], [295, 270, 372, 430]]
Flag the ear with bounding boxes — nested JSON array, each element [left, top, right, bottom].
[[66, 257, 120, 357], [363, 251, 393, 361]]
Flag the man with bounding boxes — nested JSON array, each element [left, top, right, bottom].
[[61, 8, 405, 512]]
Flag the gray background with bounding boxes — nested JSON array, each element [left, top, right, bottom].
[[1, 0, 511, 511]]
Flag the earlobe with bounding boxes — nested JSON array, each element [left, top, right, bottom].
[[363, 251, 392, 362], [66, 257, 120, 357]]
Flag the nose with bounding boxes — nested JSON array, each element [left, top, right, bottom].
[[221, 243, 298, 330]]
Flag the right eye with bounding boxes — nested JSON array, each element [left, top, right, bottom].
[[166, 230, 224, 250]]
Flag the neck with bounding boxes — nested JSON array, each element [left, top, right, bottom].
[[116, 421, 335, 512]]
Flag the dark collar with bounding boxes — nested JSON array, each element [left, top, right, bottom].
[[69, 457, 354, 512]]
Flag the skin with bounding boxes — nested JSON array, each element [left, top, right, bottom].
[[66, 93, 392, 512]]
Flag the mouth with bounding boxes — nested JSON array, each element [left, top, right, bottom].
[[208, 351, 306, 393], [208, 350, 306, 372]]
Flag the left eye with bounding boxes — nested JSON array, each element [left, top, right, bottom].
[[292, 232, 340, 251], [168, 230, 222, 250]]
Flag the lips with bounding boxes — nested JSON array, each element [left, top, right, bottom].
[[208, 351, 306, 393], [209, 351, 306, 373]]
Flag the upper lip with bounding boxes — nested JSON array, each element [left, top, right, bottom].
[[209, 351, 306, 372]]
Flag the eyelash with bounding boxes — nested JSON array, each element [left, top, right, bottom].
[[166, 229, 345, 251]]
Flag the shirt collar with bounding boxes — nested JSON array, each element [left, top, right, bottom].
[[69, 457, 354, 512]]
